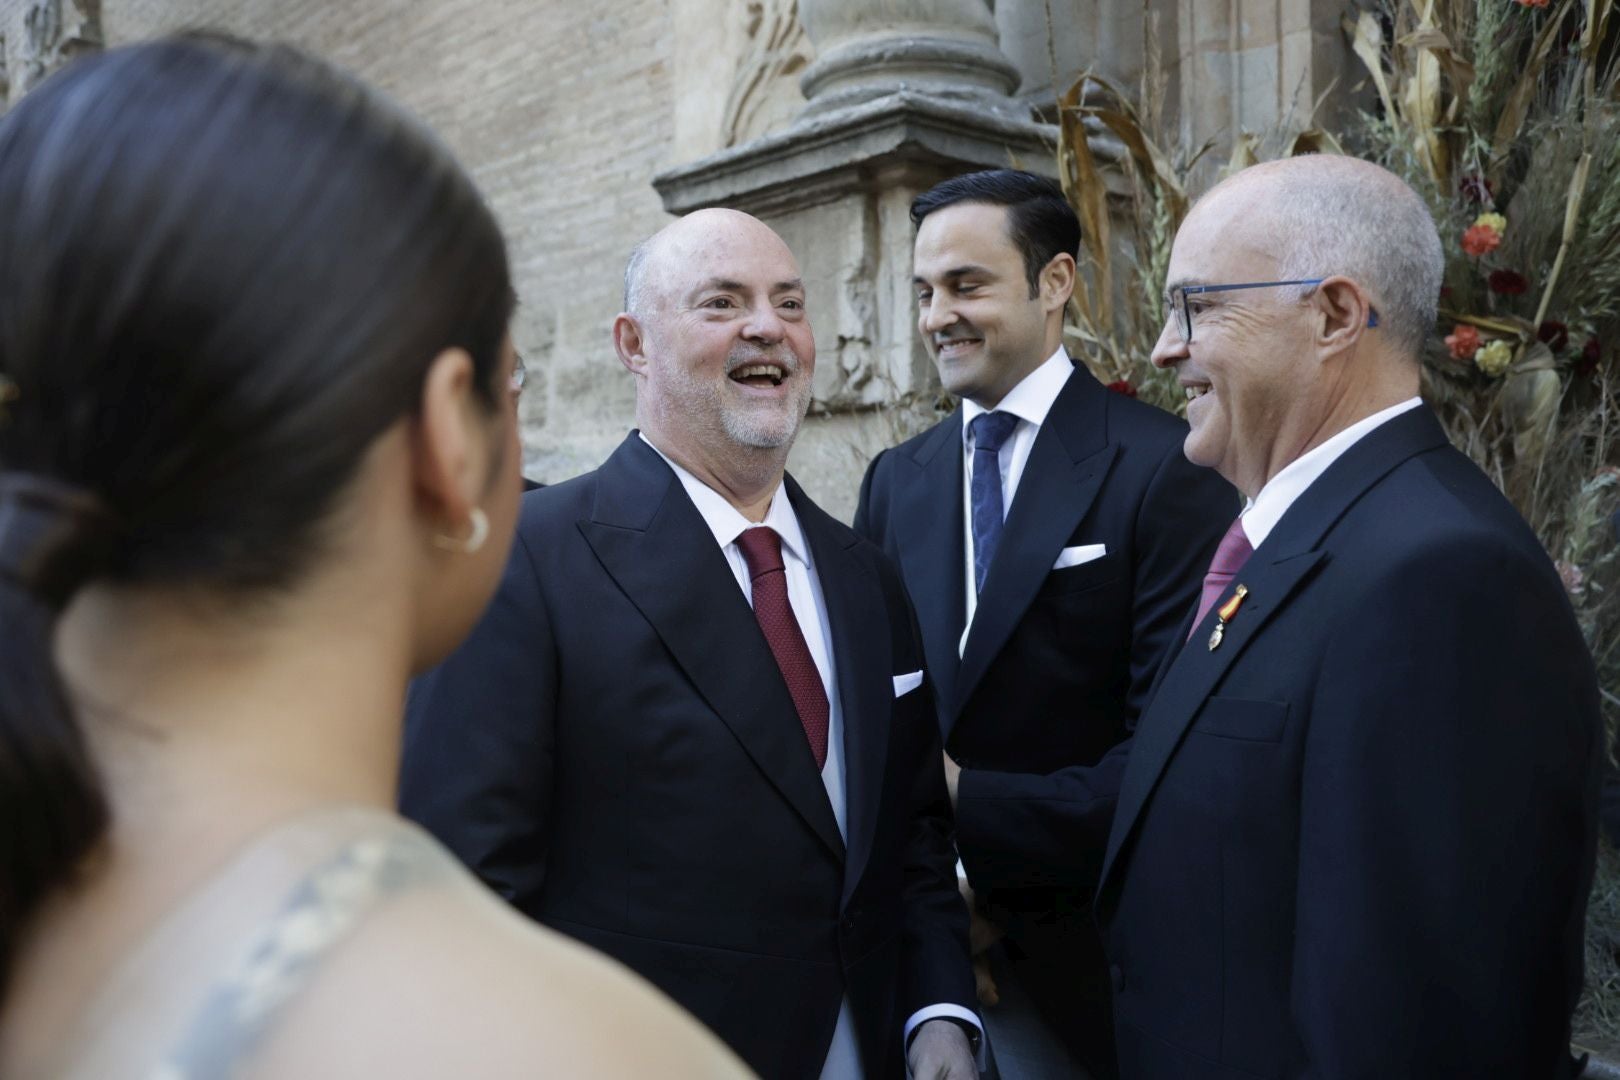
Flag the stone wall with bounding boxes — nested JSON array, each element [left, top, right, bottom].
[[0, 0, 686, 489], [0, 0, 1363, 522]]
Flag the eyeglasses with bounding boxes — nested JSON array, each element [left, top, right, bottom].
[[510, 351, 527, 398], [1163, 279, 1379, 343]]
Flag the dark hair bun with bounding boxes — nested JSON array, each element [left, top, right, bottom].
[[0, 473, 120, 611]]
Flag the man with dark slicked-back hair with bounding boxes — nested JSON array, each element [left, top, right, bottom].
[[855, 169, 1234, 1078]]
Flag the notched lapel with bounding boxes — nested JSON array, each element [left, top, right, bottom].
[[579, 440, 845, 860], [1098, 549, 1326, 897], [1097, 407, 1453, 906], [954, 435, 1118, 719], [892, 415, 967, 726], [793, 480, 891, 904], [956, 366, 1115, 716]]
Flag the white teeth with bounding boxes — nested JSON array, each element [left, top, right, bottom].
[[733, 364, 784, 382], [1184, 385, 1210, 401]]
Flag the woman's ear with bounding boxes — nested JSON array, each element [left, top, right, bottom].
[[412, 346, 483, 526]]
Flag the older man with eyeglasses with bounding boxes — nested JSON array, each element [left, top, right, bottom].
[[1022, 155, 1601, 1078]]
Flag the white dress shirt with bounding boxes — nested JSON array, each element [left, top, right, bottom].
[[958, 345, 1075, 654], [1239, 397, 1423, 548], [641, 435, 984, 1077]]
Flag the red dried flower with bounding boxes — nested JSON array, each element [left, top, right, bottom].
[[1444, 324, 1482, 360], [1576, 336, 1603, 376], [1462, 224, 1502, 257], [1488, 270, 1529, 295], [1516, 0, 1549, 7], [1105, 379, 1137, 398], [1537, 321, 1569, 351], [1458, 174, 1494, 204]]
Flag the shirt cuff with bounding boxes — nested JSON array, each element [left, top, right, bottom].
[[904, 1003, 987, 1075]]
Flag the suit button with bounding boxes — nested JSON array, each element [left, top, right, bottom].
[[1110, 964, 1125, 993]]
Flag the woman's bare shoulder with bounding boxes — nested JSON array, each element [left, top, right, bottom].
[[248, 834, 751, 1078]]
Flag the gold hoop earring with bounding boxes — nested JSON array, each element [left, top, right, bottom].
[[432, 507, 489, 554]]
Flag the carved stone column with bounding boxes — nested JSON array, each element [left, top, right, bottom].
[[655, 0, 1054, 520], [796, 0, 1022, 117]]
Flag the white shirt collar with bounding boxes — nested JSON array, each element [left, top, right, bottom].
[[960, 344, 1073, 443], [1241, 397, 1423, 548], [637, 432, 810, 566]]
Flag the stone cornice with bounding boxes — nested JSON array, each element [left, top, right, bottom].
[[654, 90, 1082, 216]]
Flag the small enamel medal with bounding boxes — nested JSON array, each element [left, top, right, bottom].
[[1207, 584, 1248, 651]]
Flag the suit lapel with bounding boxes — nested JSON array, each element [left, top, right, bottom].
[[790, 478, 891, 904], [888, 413, 967, 731], [955, 366, 1117, 718], [1097, 405, 1452, 899], [579, 436, 845, 860], [1096, 548, 1326, 897]]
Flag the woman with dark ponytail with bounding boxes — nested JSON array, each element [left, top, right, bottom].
[[0, 34, 743, 1078]]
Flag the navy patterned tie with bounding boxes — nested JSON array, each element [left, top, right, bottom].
[[969, 411, 1020, 593]]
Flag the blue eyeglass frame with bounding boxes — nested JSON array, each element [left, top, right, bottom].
[[1165, 278, 1379, 343]]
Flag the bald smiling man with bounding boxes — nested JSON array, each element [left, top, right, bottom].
[[401, 210, 982, 1079]]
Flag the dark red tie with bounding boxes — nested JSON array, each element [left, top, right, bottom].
[[1189, 516, 1254, 641], [736, 526, 830, 769]]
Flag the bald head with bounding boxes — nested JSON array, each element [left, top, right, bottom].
[[1184, 155, 1443, 356], [610, 207, 815, 504], [624, 208, 800, 320]]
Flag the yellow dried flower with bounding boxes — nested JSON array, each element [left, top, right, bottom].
[[1474, 212, 1508, 234], [1475, 339, 1515, 377]]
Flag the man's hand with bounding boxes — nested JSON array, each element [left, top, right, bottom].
[[943, 750, 962, 810], [907, 1019, 977, 1079]]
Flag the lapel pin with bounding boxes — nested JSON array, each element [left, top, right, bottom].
[[1207, 584, 1249, 652]]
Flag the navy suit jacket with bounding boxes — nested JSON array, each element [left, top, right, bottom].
[[401, 434, 976, 1080], [1091, 405, 1600, 1077], [854, 362, 1234, 1053]]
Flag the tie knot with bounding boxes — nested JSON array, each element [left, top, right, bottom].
[[735, 526, 785, 579], [1209, 515, 1253, 575], [970, 411, 1019, 454]]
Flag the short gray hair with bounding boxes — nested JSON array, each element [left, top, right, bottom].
[[1216, 157, 1444, 356], [622, 237, 653, 317]]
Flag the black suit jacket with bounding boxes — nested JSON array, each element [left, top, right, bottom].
[[1093, 405, 1600, 1077], [401, 434, 976, 1080], [854, 362, 1234, 1054]]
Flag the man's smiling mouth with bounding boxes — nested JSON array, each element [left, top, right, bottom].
[[730, 363, 786, 387]]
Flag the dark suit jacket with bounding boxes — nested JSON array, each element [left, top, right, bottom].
[[401, 433, 976, 1080], [854, 361, 1234, 1057], [1088, 405, 1600, 1077]]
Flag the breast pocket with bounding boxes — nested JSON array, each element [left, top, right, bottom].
[[1039, 554, 1122, 597], [1189, 696, 1289, 743]]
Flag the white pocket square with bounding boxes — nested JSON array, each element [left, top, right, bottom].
[[893, 670, 924, 697], [1053, 543, 1108, 570]]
